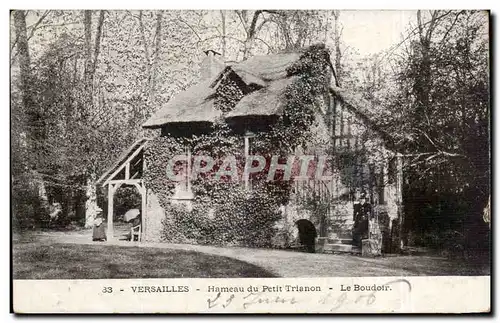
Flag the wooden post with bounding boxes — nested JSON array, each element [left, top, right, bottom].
[[396, 153, 404, 250], [125, 162, 130, 179], [244, 135, 249, 190], [141, 183, 146, 242], [107, 183, 115, 241], [187, 147, 191, 193]]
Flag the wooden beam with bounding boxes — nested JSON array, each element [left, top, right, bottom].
[[108, 179, 143, 186], [130, 170, 140, 180], [96, 139, 148, 185], [126, 181, 147, 242], [103, 143, 146, 186]]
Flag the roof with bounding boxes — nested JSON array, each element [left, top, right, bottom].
[[142, 44, 389, 134], [96, 138, 148, 185], [142, 80, 221, 128], [142, 50, 308, 129], [226, 76, 299, 119], [229, 68, 267, 88], [231, 52, 302, 81]]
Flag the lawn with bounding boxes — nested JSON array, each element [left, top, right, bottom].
[[12, 232, 490, 279], [12, 241, 278, 279]]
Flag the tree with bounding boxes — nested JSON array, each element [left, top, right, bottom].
[[13, 10, 41, 166], [333, 10, 341, 77], [10, 10, 411, 234], [82, 10, 106, 227], [378, 10, 489, 253]]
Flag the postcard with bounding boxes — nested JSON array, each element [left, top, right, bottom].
[[11, 9, 491, 314]]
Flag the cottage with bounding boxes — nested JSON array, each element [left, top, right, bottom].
[[97, 44, 404, 254]]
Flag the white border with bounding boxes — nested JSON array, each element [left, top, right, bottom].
[[2, 2, 496, 321]]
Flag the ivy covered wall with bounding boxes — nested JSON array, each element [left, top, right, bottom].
[[140, 44, 401, 250]]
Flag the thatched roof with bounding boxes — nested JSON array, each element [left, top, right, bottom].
[[142, 49, 309, 129], [232, 52, 302, 81], [226, 76, 299, 119], [142, 80, 221, 128], [229, 68, 267, 88], [144, 44, 390, 131]]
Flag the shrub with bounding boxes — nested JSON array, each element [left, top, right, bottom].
[[12, 174, 48, 230]]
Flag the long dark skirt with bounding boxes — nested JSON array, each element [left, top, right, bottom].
[[92, 224, 106, 241], [352, 219, 369, 247]]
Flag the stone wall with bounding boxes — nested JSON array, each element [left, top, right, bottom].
[[143, 190, 165, 242]]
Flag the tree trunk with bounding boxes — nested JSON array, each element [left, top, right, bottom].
[[84, 175, 98, 228], [14, 10, 49, 208], [14, 11, 38, 161], [138, 11, 152, 97], [415, 10, 438, 125], [333, 10, 342, 83], [13, 11, 31, 108], [83, 10, 93, 121], [220, 10, 226, 57], [149, 10, 163, 101], [83, 10, 106, 227]]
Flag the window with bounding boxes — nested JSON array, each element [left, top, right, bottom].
[[172, 146, 193, 200], [244, 132, 256, 190]]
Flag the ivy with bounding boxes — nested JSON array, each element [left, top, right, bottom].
[[144, 45, 333, 247]]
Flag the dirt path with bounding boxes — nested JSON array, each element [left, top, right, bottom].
[[16, 230, 490, 277]]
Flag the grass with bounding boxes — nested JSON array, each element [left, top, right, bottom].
[[12, 232, 490, 279], [12, 241, 278, 279]]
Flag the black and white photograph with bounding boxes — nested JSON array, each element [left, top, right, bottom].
[[9, 8, 491, 313]]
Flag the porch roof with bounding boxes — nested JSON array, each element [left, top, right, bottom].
[[96, 138, 148, 186]]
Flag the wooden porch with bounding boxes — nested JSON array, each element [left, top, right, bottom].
[[96, 138, 148, 242]]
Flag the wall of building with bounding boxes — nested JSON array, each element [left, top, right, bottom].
[[143, 190, 165, 242], [277, 93, 402, 250]]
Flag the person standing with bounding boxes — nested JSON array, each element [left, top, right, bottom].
[[92, 207, 107, 242], [352, 192, 371, 247]]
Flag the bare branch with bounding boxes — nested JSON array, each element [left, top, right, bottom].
[[177, 17, 202, 41], [438, 11, 465, 49], [235, 10, 248, 35]]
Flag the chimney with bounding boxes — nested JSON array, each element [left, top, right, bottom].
[[200, 50, 225, 80]]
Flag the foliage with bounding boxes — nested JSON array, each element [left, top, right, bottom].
[[355, 11, 490, 253], [113, 186, 142, 221], [11, 173, 46, 230], [11, 9, 346, 230], [160, 189, 282, 248]]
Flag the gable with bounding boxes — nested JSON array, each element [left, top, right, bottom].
[[96, 138, 148, 186], [142, 45, 332, 129]]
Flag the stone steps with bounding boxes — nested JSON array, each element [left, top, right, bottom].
[[327, 238, 353, 245], [316, 237, 360, 254], [321, 243, 361, 254]]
